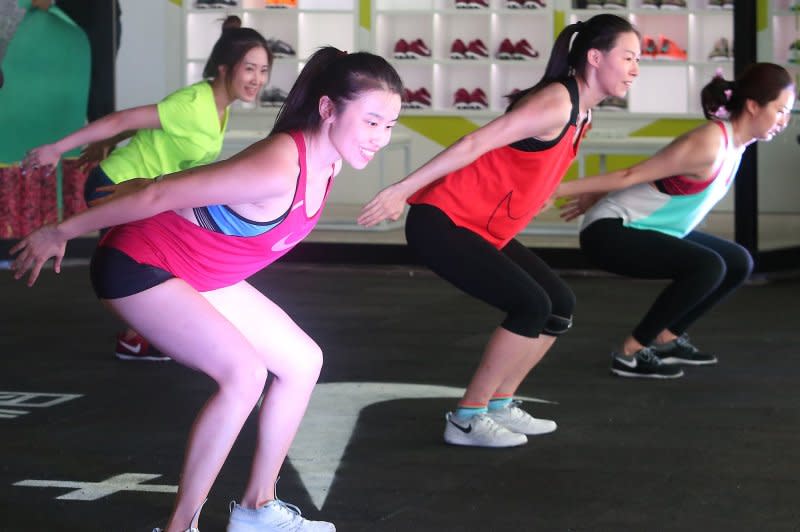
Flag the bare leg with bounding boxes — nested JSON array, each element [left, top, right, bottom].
[[107, 280, 273, 532], [461, 327, 554, 405]]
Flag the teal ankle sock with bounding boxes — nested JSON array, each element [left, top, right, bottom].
[[488, 397, 513, 411], [454, 405, 487, 419]]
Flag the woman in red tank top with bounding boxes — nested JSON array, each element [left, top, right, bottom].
[[12, 48, 404, 532], [359, 14, 642, 449]]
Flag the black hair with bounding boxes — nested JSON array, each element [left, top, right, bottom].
[[507, 14, 638, 108], [272, 47, 404, 135], [202, 18, 272, 80], [701, 62, 794, 120]]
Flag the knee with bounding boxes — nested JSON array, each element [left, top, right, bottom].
[[283, 340, 324, 385], [542, 314, 573, 336], [503, 294, 552, 338], [218, 359, 270, 406], [726, 246, 754, 283]]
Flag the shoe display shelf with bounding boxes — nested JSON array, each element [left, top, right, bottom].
[[181, 0, 357, 117], [767, 0, 799, 90], [374, 0, 553, 116], [567, 0, 733, 117]]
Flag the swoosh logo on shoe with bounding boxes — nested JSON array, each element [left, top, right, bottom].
[[615, 355, 637, 368], [448, 418, 472, 434], [118, 340, 142, 354]]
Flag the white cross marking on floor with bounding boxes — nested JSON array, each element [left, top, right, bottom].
[[14, 473, 177, 500]]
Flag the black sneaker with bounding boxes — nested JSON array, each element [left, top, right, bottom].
[[610, 347, 684, 379], [267, 38, 296, 58], [652, 334, 718, 366]]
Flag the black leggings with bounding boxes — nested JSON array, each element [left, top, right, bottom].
[[405, 204, 576, 338], [580, 218, 753, 346]]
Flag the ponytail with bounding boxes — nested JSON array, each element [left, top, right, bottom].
[[272, 47, 403, 135], [507, 14, 637, 108], [701, 63, 793, 120], [202, 20, 271, 80]]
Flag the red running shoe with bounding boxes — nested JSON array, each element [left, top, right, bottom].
[[404, 88, 432, 109], [641, 36, 657, 60], [496, 38, 516, 59], [466, 39, 489, 59], [657, 35, 687, 61], [453, 88, 472, 109], [406, 38, 431, 58], [393, 39, 409, 59], [450, 38, 468, 59], [513, 39, 539, 60], [470, 88, 489, 109], [115, 331, 171, 362]]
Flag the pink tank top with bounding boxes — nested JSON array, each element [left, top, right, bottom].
[[99, 131, 333, 292]]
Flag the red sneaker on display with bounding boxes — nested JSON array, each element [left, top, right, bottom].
[[469, 88, 489, 109], [453, 88, 472, 109], [393, 39, 409, 59], [496, 38, 516, 59], [115, 332, 171, 362], [466, 39, 489, 59], [450, 39, 468, 59], [406, 38, 431, 58], [513, 39, 539, 60]]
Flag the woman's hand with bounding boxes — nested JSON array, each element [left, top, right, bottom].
[[9, 224, 68, 287], [78, 141, 113, 168], [21, 144, 61, 175], [357, 182, 411, 227], [559, 193, 604, 222], [88, 177, 152, 207]]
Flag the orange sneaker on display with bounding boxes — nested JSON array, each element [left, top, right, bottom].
[[657, 36, 687, 61], [641, 35, 658, 60]]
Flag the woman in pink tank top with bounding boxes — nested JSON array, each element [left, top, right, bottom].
[[11, 47, 403, 532]]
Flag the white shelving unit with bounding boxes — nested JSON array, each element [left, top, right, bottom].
[[374, 0, 553, 115], [567, 0, 734, 116], [181, 0, 358, 116]]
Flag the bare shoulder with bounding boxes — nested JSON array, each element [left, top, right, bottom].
[[507, 82, 573, 137]]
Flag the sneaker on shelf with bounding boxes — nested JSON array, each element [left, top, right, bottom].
[[657, 36, 687, 61], [264, 0, 291, 7], [393, 39, 409, 59], [641, 0, 660, 8], [465, 39, 489, 59], [450, 39, 468, 59], [454, 0, 472, 6], [505, 0, 526, 7], [496, 38, 516, 59], [652, 334, 718, 366], [469, 88, 489, 109], [790, 40, 800, 64], [610, 347, 684, 379], [487, 400, 557, 435], [403, 87, 432, 109], [708, 37, 731, 61], [513, 39, 539, 60], [228, 500, 335, 532], [406, 38, 431, 58], [453, 88, 473, 109], [603, 0, 626, 8], [523, 0, 546, 7], [196, 0, 237, 7], [444, 412, 527, 447], [585, 0, 605, 8], [721, 0, 733, 8], [660, 0, 686, 8], [267, 38, 296, 58], [707, 0, 723, 7], [260, 87, 288, 107], [470, 0, 490, 7], [115, 332, 170, 362], [641, 35, 658, 59], [599, 95, 628, 110]]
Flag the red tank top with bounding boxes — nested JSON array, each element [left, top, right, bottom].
[[408, 79, 586, 249], [99, 131, 333, 292]]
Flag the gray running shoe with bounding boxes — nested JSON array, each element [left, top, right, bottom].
[[652, 334, 718, 366], [487, 400, 556, 435], [444, 411, 527, 447], [611, 347, 684, 379], [227, 500, 335, 532]]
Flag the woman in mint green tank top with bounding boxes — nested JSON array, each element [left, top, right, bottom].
[[20, 17, 272, 362], [555, 63, 795, 380]]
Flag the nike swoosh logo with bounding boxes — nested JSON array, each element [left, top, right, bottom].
[[448, 418, 472, 434], [118, 340, 142, 354], [486, 190, 526, 240], [615, 355, 637, 368], [271, 232, 306, 252]]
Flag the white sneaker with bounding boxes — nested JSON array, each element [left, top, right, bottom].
[[443, 412, 527, 448], [487, 400, 557, 435], [227, 500, 335, 532]]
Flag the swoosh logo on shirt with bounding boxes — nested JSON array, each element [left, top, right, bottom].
[[272, 232, 306, 252], [486, 190, 525, 240]]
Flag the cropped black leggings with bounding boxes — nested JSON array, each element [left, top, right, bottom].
[[405, 204, 576, 338], [580, 218, 753, 346]]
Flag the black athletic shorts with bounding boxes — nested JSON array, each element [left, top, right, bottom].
[[90, 245, 174, 299]]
